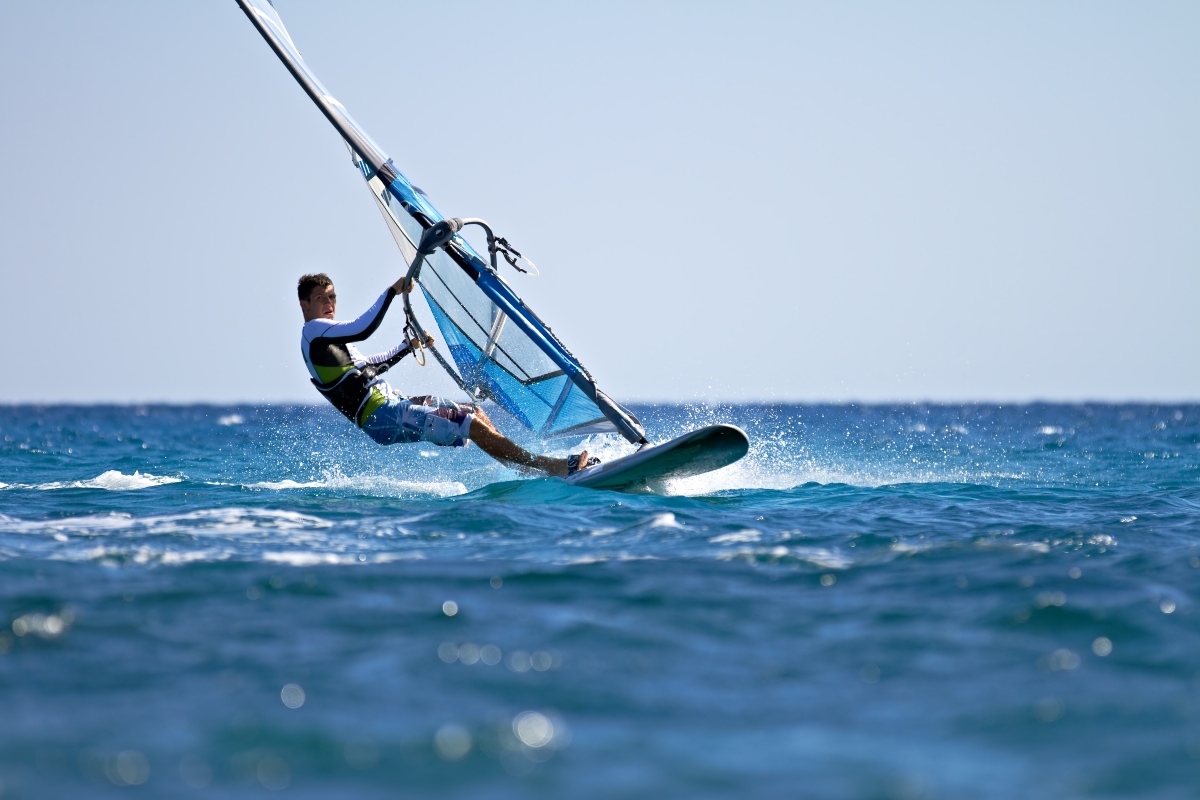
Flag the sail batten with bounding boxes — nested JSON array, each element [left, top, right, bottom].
[[237, 0, 646, 444]]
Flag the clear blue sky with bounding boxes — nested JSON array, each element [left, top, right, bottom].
[[1, 1, 1196, 404]]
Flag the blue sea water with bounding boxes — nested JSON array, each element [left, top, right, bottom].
[[1, 402, 1199, 798]]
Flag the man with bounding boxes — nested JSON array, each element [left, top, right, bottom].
[[298, 273, 596, 477]]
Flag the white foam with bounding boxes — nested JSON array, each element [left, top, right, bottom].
[[564, 555, 607, 565], [709, 530, 761, 544], [177, 508, 333, 532], [588, 407, 1042, 495], [664, 449, 816, 495], [52, 544, 232, 566], [0, 505, 442, 567], [218, 414, 245, 426], [1, 512, 135, 535], [250, 479, 323, 490], [578, 423, 872, 495], [371, 552, 426, 563], [890, 541, 934, 555], [246, 473, 466, 498], [548, 430, 814, 495], [7, 507, 340, 566], [0, 508, 331, 537], [263, 552, 356, 566], [664, 447, 1032, 496], [716, 545, 851, 569], [36, 470, 182, 491], [790, 546, 853, 569], [160, 550, 223, 565], [261, 551, 426, 566]]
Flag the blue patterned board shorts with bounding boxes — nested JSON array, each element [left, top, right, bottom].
[[361, 395, 474, 447]]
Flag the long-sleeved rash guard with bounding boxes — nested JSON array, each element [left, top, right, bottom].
[[301, 288, 411, 425]]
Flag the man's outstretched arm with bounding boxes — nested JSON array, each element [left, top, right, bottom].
[[310, 279, 416, 345]]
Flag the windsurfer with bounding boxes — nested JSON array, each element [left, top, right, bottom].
[[298, 273, 597, 477]]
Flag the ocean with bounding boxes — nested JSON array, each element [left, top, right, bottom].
[[1, 402, 1198, 798]]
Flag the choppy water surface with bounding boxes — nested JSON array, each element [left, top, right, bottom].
[[1, 402, 1199, 798]]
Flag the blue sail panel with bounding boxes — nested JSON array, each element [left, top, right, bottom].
[[425, 289, 604, 437], [553, 384, 612, 434], [362, 163, 620, 438], [426, 297, 541, 430]]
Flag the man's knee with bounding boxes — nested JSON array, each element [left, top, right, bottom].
[[468, 416, 491, 440], [470, 410, 498, 434]]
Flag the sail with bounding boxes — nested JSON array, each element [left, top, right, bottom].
[[238, 0, 645, 444]]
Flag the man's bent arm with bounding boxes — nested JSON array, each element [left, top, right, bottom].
[[361, 340, 411, 370], [310, 288, 396, 344]]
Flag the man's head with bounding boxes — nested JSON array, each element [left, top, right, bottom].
[[298, 273, 336, 321]]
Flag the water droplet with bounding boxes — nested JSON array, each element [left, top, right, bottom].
[[257, 755, 291, 790], [1035, 696, 1064, 722], [434, 724, 472, 761], [1045, 648, 1080, 671], [513, 711, 554, 748], [458, 643, 480, 665], [280, 683, 305, 709], [107, 750, 149, 786]]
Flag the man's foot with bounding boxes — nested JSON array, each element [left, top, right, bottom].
[[566, 450, 601, 476]]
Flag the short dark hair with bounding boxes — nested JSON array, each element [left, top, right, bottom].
[[297, 273, 333, 302]]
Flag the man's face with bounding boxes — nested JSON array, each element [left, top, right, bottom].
[[300, 284, 336, 321]]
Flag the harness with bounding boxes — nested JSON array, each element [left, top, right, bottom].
[[310, 362, 395, 425]]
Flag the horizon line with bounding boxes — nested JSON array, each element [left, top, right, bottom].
[[1, 398, 1198, 408]]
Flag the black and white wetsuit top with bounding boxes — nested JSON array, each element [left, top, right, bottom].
[[300, 288, 412, 426]]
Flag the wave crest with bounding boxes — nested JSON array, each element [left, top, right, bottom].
[[244, 473, 466, 498], [34, 471, 182, 492]]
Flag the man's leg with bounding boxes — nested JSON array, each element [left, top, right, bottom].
[[467, 407, 584, 478]]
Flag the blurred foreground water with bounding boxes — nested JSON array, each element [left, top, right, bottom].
[[1, 402, 1199, 798]]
